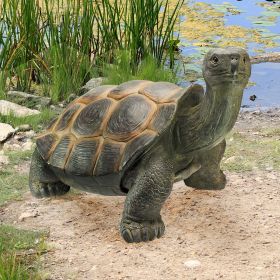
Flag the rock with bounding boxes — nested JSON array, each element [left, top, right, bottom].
[[224, 156, 244, 164], [184, 260, 201, 269], [249, 94, 257, 101], [251, 110, 261, 116], [67, 93, 77, 103], [3, 132, 35, 151], [24, 130, 36, 138], [3, 142, 21, 151], [22, 140, 34, 151], [14, 133, 27, 142], [0, 100, 40, 117], [16, 124, 32, 132], [50, 105, 63, 114], [266, 173, 277, 180], [34, 104, 42, 111], [265, 166, 274, 171], [78, 77, 104, 95], [0, 123, 15, 142], [0, 155, 9, 166], [7, 91, 51, 108], [19, 211, 39, 221]]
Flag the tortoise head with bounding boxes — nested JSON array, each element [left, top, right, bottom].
[[202, 47, 251, 89]]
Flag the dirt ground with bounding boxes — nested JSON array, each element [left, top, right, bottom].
[[1, 109, 280, 280]]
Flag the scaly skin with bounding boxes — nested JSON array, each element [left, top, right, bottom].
[[120, 141, 174, 243], [184, 140, 226, 190], [29, 148, 70, 198]]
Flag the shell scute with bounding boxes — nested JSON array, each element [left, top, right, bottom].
[[120, 130, 157, 169], [93, 140, 125, 176], [140, 82, 184, 103], [36, 133, 57, 160], [108, 80, 153, 100], [77, 85, 116, 104], [48, 135, 73, 169], [66, 138, 100, 176], [149, 103, 177, 133], [55, 103, 81, 131], [73, 98, 114, 137], [105, 94, 156, 141]]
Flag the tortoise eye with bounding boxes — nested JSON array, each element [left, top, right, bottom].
[[210, 55, 219, 64], [243, 57, 246, 64]]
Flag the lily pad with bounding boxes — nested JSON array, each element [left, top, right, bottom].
[[212, 2, 242, 15]]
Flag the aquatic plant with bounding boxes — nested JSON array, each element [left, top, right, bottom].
[[0, 0, 183, 101]]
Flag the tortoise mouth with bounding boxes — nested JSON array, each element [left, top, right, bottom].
[[206, 71, 249, 84]]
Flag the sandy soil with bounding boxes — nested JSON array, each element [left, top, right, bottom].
[[1, 109, 280, 280]]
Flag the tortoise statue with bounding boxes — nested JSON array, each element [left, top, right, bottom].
[[29, 47, 251, 243]]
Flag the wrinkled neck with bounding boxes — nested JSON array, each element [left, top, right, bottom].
[[204, 81, 243, 128], [176, 81, 243, 154]]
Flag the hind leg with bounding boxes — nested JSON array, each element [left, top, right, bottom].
[[184, 140, 226, 190], [29, 148, 70, 198]]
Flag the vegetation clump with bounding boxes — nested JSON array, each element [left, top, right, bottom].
[[0, 225, 47, 280], [0, 0, 183, 101]]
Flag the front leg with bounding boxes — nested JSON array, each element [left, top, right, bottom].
[[120, 148, 174, 243], [184, 139, 226, 190]]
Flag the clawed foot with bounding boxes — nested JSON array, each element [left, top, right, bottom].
[[185, 170, 226, 190], [30, 181, 70, 198], [120, 217, 165, 243]]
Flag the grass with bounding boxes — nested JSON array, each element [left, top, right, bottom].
[[0, 150, 32, 206], [0, 108, 56, 131], [102, 51, 178, 85], [0, 149, 47, 279], [0, 225, 47, 280], [0, 0, 183, 101], [222, 130, 280, 172]]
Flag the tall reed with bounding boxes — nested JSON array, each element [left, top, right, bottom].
[[0, 0, 183, 101]]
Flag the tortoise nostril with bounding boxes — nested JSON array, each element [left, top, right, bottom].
[[231, 60, 239, 74], [231, 64, 237, 74]]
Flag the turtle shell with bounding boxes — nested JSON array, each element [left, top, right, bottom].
[[36, 80, 203, 176]]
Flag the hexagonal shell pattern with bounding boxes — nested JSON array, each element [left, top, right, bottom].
[[36, 80, 194, 176]]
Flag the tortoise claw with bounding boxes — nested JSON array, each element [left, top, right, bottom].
[[30, 181, 70, 198], [120, 218, 165, 243]]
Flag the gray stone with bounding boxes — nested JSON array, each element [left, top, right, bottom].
[[50, 105, 63, 114], [224, 156, 244, 164], [19, 211, 39, 221], [22, 140, 34, 151], [184, 260, 201, 269], [35, 104, 42, 111], [0, 123, 15, 142], [7, 91, 51, 108], [3, 142, 21, 151], [16, 124, 32, 132], [24, 130, 36, 138], [67, 93, 77, 103], [78, 77, 104, 95], [0, 155, 9, 166], [0, 100, 40, 117]]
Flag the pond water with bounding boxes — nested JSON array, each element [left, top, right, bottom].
[[177, 0, 280, 108]]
